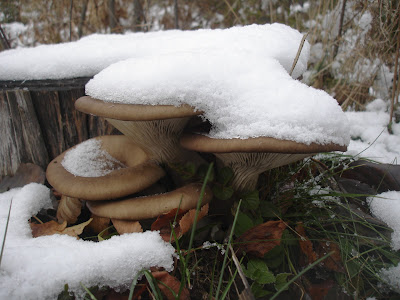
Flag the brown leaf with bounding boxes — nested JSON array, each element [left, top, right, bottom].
[[152, 271, 190, 300], [306, 279, 334, 300], [57, 195, 82, 224], [62, 218, 93, 238], [87, 213, 111, 234], [236, 220, 287, 257], [111, 219, 143, 234], [30, 218, 92, 238], [151, 204, 209, 242], [30, 220, 67, 238], [316, 240, 345, 273], [296, 223, 318, 265]]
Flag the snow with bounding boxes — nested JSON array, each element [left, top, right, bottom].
[[0, 183, 175, 299], [62, 139, 125, 177], [86, 45, 349, 146], [344, 99, 400, 164], [367, 191, 400, 292], [367, 191, 400, 250], [0, 23, 309, 80]]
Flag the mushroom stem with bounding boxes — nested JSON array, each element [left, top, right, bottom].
[[215, 152, 309, 191], [106, 117, 191, 163]]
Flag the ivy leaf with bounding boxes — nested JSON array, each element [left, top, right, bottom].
[[251, 282, 272, 298], [246, 259, 275, 284]]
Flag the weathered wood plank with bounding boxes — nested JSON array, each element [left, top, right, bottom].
[[30, 90, 65, 159], [0, 90, 49, 176], [0, 91, 21, 175], [58, 88, 88, 149]]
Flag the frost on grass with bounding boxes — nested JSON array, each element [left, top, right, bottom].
[[344, 99, 400, 164], [61, 139, 125, 177], [0, 183, 175, 299], [0, 23, 308, 80]]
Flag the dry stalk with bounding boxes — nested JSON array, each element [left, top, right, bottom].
[[290, 32, 309, 77]]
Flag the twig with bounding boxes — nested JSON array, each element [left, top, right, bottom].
[[229, 244, 255, 300], [0, 197, 13, 268], [290, 32, 309, 77], [69, 0, 74, 42], [223, 0, 240, 24], [174, 0, 179, 29], [389, 3, 400, 129], [0, 24, 11, 50], [333, 0, 347, 58]]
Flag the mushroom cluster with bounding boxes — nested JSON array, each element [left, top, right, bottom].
[[45, 23, 350, 239]]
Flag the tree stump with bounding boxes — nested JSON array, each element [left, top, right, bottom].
[[0, 78, 114, 177]]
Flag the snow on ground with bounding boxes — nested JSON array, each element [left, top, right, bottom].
[[0, 23, 308, 80], [367, 191, 400, 291], [0, 183, 175, 299], [344, 99, 400, 164]]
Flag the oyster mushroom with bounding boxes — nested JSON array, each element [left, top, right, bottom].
[[86, 183, 213, 220], [75, 96, 202, 163], [46, 135, 165, 201], [180, 133, 347, 191]]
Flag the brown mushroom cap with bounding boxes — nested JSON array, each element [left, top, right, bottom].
[[180, 133, 347, 191], [86, 183, 213, 220], [75, 96, 202, 121], [46, 135, 165, 200], [75, 96, 203, 163], [180, 134, 347, 153]]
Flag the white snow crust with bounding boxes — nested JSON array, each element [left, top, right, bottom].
[[61, 139, 125, 177], [86, 50, 349, 146], [0, 23, 308, 80], [345, 99, 400, 164], [367, 191, 400, 250], [0, 183, 175, 299]]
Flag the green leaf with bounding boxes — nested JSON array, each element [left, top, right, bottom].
[[217, 166, 234, 185], [241, 190, 259, 210], [212, 184, 234, 200], [170, 162, 197, 180], [246, 259, 275, 284], [234, 212, 254, 236], [251, 282, 272, 298], [275, 273, 291, 291]]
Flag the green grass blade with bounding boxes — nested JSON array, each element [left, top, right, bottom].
[[128, 271, 143, 300], [80, 283, 97, 300], [143, 270, 162, 300], [215, 199, 242, 300], [0, 196, 13, 268], [270, 251, 334, 300]]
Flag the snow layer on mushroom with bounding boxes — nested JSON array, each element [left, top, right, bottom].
[[0, 23, 308, 80], [86, 52, 350, 147], [61, 139, 125, 177], [0, 183, 175, 299]]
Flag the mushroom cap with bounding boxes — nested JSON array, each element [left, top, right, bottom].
[[46, 135, 165, 200], [75, 96, 202, 121], [86, 183, 213, 220], [180, 133, 347, 154]]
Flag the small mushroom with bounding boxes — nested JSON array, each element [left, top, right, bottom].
[[86, 183, 213, 220], [180, 133, 347, 191], [46, 135, 165, 200], [75, 96, 202, 163]]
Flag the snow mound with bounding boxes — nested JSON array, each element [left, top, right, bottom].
[[86, 51, 349, 146], [62, 139, 125, 177], [0, 23, 308, 80], [0, 183, 175, 299]]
